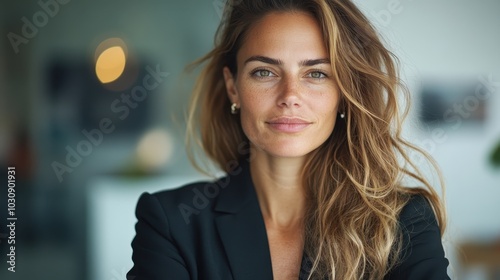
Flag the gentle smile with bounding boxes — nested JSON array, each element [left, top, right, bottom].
[[266, 117, 313, 133]]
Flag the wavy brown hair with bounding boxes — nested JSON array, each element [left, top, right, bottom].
[[186, 0, 446, 279]]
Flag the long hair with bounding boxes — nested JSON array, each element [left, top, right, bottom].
[[186, 0, 446, 279]]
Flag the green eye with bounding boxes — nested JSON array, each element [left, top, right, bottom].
[[251, 69, 275, 79], [310, 72, 326, 79], [258, 70, 271, 77]]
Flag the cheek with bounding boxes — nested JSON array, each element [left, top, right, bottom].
[[317, 94, 340, 132], [239, 97, 264, 136], [319, 110, 337, 137], [237, 89, 274, 145], [237, 82, 273, 117], [239, 109, 268, 150], [316, 91, 339, 115]]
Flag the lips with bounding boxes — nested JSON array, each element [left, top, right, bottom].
[[266, 117, 312, 133]]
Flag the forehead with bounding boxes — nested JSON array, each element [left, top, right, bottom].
[[236, 11, 329, 63]]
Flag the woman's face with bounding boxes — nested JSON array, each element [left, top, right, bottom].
[[223, 11, 340, 158]]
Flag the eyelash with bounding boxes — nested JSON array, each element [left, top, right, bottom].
[[250, 69, 328, 80], [250, 69, 275, 79], [307, 70, 328, 79]]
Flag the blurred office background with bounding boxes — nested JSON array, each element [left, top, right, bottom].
[[0, 0, 499, 279]]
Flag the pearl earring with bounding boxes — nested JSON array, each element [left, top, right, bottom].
[[340, 112, 345, 119], [231, 103, 238, 114]]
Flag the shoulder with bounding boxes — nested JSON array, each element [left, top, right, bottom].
[[397, 194, 443, 247], [398, 194, 437, 227], [136, 176, 230, 225], [386, 194, 450, 279], [150, 179, 221, 207], [129, 178, 233, 279]]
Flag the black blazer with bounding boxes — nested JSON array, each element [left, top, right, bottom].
[[127, 160, 450, 280]]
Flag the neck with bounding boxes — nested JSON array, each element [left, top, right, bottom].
[[250, 148, 307, 230]]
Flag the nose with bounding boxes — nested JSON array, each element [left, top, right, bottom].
[[277, 75, 301, 108]]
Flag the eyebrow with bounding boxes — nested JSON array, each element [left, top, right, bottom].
[[244, 55, 330, 67]]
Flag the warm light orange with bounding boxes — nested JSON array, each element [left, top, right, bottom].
[[95, 46, 126, 84]]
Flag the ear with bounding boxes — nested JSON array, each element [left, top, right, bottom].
[[223, 66, 239, 105]]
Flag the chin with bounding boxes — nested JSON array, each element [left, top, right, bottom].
[[255, 141, 320, 159]]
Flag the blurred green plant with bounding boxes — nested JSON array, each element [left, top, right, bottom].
[[491, 140, 500, 167]]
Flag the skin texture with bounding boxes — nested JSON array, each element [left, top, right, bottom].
[[223, 12, 340, 159], [223, 11, 341, 279]]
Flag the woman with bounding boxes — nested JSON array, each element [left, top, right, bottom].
[[128, 0, 450, 279]]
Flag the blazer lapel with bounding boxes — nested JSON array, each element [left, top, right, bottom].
[[214, 160, 273, 280]]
